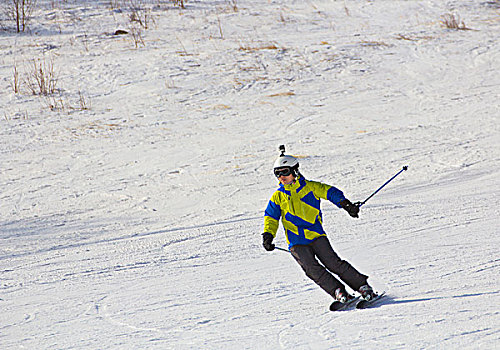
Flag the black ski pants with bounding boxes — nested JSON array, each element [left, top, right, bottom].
[[290, 236, 368, 297]]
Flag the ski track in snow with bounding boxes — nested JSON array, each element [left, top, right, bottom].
[[1, 0, 500, 349]]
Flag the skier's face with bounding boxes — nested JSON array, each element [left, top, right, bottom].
[[274, 167, 296, 185], [278, 173, 295, 185]]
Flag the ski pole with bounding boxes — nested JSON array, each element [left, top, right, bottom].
[[274, 246, 290, 253], [356, 166, 408, 207]]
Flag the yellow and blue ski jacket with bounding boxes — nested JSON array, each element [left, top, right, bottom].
[[264, 175, 346, 248]]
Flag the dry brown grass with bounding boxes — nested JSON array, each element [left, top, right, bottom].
[[12, 64, 20, 93], [395, 34, 434, 41], [172, 0, 186, 8], [441, 13, 472, 30], [25, 57, 59, 96], [268, 91, 295, 97], [239, 43, 280, 52], [130, 26, 145, 48], [128, 0, 155, 29], [43, 90, 92, 113]]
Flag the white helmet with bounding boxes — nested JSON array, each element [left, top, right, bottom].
[[273, 145, 299, 177], [273, 155, 299, 169]]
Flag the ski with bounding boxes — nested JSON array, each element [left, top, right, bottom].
[[329, 295, 361, 312], [356, 291, 386, 309]]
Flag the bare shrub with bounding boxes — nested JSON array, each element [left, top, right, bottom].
[[12, 64, 20, 93], [279, 11, 286, 23], [175, 35, 189, 55], [216, 15, 223, 39], [227, 0, 237, 12], [3, 0, 37, 32], [441, 13, 471, 30], [43, 93, 66, 111], [25, 57, 59, 96], [130, 26, 145, 48], [343, 0, 350, 16], [171, 0, 185, 8], [165, 77, 177, 89], [82, 32, 90, 52], [108, 0, 124, 9], [42, 91, 91, 113], [76, 91, 91, 111], [129, 0, 155, 29]]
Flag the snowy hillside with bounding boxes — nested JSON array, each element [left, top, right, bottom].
[[1, 0, 499, 348]]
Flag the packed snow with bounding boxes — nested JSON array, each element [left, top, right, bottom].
[[1, 0, 499, 349]]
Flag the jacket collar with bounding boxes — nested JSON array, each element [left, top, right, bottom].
[[279, 175, 306, 192]]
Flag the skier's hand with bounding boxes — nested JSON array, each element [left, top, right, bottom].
[[262, 232, 275, 251], [339, 199, 360, 218]]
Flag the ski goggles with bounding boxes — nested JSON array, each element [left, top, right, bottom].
[[274, 167, 293, 177]]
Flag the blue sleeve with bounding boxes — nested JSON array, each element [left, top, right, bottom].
[[327, 186, 346, 208], [264, 200, 281, 220], [264, 199, 281, 236]]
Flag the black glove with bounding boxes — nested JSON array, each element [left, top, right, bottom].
[[339, 199, 360, 218], [262, 232, 275, 251]]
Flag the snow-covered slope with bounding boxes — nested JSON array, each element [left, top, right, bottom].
[[1, 1, 499, 348]]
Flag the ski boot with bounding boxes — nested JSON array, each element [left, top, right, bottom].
[[335, 288, 355, 304], [330, 288, 359, 311], [359, 284, 377, 301]]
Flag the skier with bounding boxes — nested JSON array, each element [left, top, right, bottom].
[[262, 147, 376, 304]]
